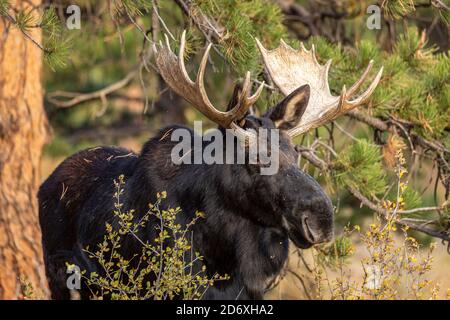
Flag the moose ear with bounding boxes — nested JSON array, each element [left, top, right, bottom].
[[264, 84, 310, 130]]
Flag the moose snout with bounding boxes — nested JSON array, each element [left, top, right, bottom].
[[305, 194, 334, 243], [301, 209, 334, 244], [287, 194, 334, 247]]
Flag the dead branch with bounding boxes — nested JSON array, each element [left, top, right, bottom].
[[348, 187, 450, 242], [347, 109, 449, 156], [47, 67, 139, 108]]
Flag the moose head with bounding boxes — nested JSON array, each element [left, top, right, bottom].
[[153, 31, 383, 249]]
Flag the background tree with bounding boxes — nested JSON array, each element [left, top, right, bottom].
[[0, 0, 49, 299]]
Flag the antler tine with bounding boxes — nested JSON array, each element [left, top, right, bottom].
[[247, 79, 265, 104], [346, 60, 374, 97], [240, 71, 266, 105], [337, 85, 347, 112], [196, 42, 215, 105], [346, 66, 384, 106], [178, 31, 195, 86], [241, 71, 252, 98], [230, 72, 265, 121]]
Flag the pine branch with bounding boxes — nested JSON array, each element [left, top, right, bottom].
[[431, 0, 450, 13], [297, 142, 450, 242], [1, 4, 69, 69], [347, 109, 449, 155], [1, 9, 48, 53], [172, 0, 229, 63], [173, 0, 225, 41]]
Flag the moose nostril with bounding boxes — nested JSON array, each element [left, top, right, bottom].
[[302, 217, 318, 244]]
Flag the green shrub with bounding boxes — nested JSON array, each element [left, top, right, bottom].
[[77, 175, 229, 300]]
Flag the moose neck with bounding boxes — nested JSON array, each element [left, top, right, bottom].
[[132, 127, 285, 230], [127, 129, 290, 298], [172, 161, 289, 297]]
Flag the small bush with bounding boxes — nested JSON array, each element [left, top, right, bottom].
[[76, 175, 229, 300]]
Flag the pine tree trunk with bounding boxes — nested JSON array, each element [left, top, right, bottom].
[[0, 0, 49, 299]]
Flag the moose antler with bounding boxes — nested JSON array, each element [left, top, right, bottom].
[[256, 39, 383, 137], [153, 31, 264, 142]]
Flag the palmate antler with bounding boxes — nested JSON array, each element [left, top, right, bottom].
[[256, 39, 383, 137], [153, 31, 264, 143]]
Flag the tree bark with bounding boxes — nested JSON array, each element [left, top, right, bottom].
[[0, 0, 49, 299]]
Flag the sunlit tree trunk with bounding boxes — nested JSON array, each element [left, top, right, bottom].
[[0, 0, 49, 299]]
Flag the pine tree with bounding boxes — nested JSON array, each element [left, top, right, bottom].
[[0, 0, 49, 299]]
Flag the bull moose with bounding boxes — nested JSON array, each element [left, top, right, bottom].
[[38, 32, 383, 299]]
